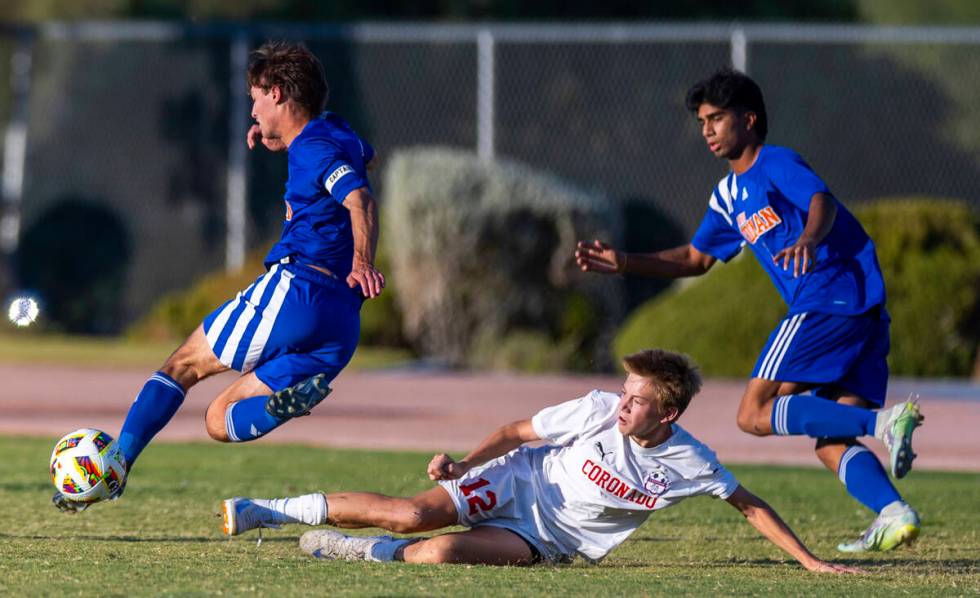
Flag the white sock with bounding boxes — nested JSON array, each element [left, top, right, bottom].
[[880, 500, 910, 517], [369, 537, 413, 562], [253, 493, 328, 526]]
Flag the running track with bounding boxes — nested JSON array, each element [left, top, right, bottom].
[[2, 364, 977, 471]]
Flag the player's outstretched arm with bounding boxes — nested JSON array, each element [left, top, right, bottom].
[[342, 187, 385, 298], [428, 419, 540, 481], [574, 240, 715, 278], [725, 485, 863, 574]]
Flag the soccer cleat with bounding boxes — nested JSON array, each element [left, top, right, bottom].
[[837, 504, 920, 553], [221, 497, 283, 536], [265, 373, 332, 420], [52, 490, 90, 513], [299, 529, 388, 561], [874, 399, 923, 478]]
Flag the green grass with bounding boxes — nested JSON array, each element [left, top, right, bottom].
[[0, 332, 412, 370], [1, 437, 977, 596]]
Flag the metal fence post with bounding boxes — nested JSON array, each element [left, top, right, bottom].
[[731, 26, 748, 72], [1, 31, 33, 255], [226, 31, 249, 272], [477, 28, 495, 161]]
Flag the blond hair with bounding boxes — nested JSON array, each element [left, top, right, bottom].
[[622, 349, 702, 418]]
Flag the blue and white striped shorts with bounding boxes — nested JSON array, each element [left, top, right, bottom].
[[202, 262, 360, 392], [751, 308, 890, 406]]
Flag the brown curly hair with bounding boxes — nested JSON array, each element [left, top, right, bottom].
[[247, 41, 328, 119], [622, 349, 702, 418]]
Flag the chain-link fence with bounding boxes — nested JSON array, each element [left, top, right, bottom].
[[0, 22, 977, 332]]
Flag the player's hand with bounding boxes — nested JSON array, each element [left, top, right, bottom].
[[804, 559, 865, 574], [246, 124, 287, 152], [575, 240, 626, 274], [427, 453, 470, 481], [772, 236, 816, 278], [347, 260, 385, 299]]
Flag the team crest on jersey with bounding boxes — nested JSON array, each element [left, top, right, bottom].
[[736, 206, 782, 244], [643, 467, 671, 497]]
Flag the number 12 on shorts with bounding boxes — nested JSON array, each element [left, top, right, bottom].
[[459, 478, 497, 516]]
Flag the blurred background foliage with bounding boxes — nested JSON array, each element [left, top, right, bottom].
[[0, 0, 979, 24]]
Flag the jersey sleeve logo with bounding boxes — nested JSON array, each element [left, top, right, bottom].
[[284, 200, 293, 221], [324, 164, 354, 194]]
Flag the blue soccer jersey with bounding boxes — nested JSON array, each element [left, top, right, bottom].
[[691, 145, 885, 316], [265, 112, 375, 277]]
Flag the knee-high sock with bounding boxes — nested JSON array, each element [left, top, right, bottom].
[[117, 372, 186, 468], [837, 445, 902, 513], [225, 396, 284, 442], [249, 494, 328, 526], [770, 395, 876, 438]]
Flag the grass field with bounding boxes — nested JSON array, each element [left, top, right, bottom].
[[1, 438, 977, 596], [0, 332, 412, 369]]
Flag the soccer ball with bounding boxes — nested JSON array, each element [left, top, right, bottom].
[[49, 428, 127, 504]]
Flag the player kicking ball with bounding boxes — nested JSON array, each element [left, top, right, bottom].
[[221, 349, 859, 573], [54, 41, 383, 511], [575, 69, 922, 552]]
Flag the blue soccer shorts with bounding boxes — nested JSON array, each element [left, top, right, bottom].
[[751, 307, 890, 407], [202, 262, 360, 392]]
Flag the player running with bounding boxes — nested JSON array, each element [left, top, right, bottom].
[[220, 349, 858, 572], [575, 69, 922, 553], [54, 41, 383, 511]]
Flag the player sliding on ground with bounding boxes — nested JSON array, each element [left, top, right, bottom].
[[575, 69, 923, 552], [54, 41, 383, 511], [221, 349, 859, 573]]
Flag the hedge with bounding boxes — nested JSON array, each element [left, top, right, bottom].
[[384, 147, 624, 370]]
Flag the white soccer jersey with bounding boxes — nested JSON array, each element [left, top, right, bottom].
[[442, 390, 739, 563]]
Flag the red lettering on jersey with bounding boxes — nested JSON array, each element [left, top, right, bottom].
[[580, 459, 657, 508], [459, 477, 497, 516]]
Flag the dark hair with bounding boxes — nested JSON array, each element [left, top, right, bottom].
[[622, 349, 702, 419], [685, 68, 768, 141], [247, 41, 328, 118]]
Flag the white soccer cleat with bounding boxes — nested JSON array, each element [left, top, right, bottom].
[[299, 529, 390, 561], [221, 497, 282, 536], [837, 502, 920, 553], [874, 398, 924, 479]]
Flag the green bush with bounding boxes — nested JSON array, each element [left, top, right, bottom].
[[614, 198, 980, 378], [384, 148, 624, 370]]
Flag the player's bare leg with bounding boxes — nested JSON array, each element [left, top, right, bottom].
[[736, 379, 812, 436], [813, 393, 871, 473], [326, 487, 459, 533], [160, 324, 229, 390], [204, 373, 273, 441], [401, 527, 535, 565]]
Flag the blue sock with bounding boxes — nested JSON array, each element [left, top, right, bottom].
[[117, 372, 186, 468], [837, 445, 902, 513], [770, 395, 876, 438], [225, 396, 284, 442]]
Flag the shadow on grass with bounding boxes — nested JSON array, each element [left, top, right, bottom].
[[0, 532, 299, 544]]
